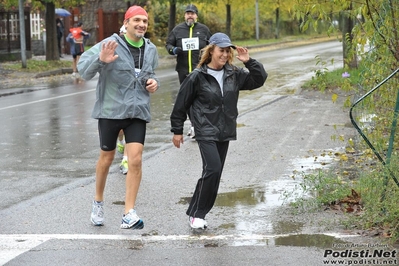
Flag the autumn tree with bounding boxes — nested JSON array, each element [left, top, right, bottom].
[[293, 0, 399, 71], [41, 0, 86, 61]]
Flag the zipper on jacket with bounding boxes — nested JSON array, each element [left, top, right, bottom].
[[188, 24, 194, 73]]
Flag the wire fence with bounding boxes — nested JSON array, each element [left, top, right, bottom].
[[349, 67, 399, 188]]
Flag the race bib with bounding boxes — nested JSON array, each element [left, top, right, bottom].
[[134, 68, 141, 78], [182, 37, 199, 51]]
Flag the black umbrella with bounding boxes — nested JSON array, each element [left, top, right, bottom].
[[55, 8, 71, 17]]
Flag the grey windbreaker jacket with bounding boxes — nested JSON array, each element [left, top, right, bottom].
[[170, 58, 267, 141], [78, 33, 159, 122]]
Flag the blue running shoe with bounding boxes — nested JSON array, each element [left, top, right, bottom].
[[120, 209, 144, 229]]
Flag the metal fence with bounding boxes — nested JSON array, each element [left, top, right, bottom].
[[350, 68, 399, 188]]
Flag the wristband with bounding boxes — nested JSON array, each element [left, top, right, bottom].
[[98, 57, 106, 66]]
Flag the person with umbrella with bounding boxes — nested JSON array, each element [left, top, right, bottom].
[[55, 8, 71, 17], [56, 17, 64, 57], [54, 8, 70, 58]]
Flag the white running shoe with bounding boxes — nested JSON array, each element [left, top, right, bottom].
[[119, 159, 128, 175], [189, 216, 207, 229], [90, 201, 104, 226]]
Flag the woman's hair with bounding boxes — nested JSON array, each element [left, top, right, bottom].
[[197, 44, 234, 68]]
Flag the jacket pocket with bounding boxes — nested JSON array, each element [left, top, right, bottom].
[[110, 63, 133, 86]]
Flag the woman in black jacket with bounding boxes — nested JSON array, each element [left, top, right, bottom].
[[170, 32, 268, 229]]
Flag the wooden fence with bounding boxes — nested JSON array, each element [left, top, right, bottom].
[[30, 12, 42, 40], [97, 8, 124, 43]]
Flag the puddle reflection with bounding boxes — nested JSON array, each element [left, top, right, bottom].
[[215, 188, 265, 207], [273, 234, 348, 248]]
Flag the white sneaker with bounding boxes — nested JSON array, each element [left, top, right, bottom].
[[72, 72, 77, 77], [119, 159, 128, 175], [187, 126, 195, 138], [189, 216, 207, 229], [90, 201, 104, 226]]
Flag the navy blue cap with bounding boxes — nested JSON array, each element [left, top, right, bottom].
[[209, 32, 236, 49]]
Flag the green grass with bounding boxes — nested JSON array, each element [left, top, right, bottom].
[[2, 59, 72, 73], [302, 63, 364, 92], [283, 170, 354, 213], [291, 62, 399, 244]]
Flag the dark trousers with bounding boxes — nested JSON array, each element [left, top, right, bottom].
[[177, 71, 188, 84], [186, 140, 230, 219], [57, 35, 62, 55]]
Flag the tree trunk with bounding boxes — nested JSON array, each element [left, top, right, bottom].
[[226, 4, 231, 37], [168, 1, 176, 34], [275, 7, 280, 39], [342, 3, 357, 69], [45, 2, 59, 61]]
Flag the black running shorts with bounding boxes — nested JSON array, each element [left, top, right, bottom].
[[98, 118, 146, 151]]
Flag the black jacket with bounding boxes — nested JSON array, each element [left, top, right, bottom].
[[170, 58, 268, 141], [165, 22, 211, 74]]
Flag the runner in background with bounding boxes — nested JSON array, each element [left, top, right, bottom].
[[165, 4, 211, 138], [68, 22, 90, 77]]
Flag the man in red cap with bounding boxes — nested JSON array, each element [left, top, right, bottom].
[[78, 5, 159, 230]]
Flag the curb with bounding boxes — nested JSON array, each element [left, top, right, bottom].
[[34, 68, 73, 78]]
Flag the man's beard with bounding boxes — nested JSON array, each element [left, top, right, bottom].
[[135, 33, 145, 38], [185, 20, 194, 27]]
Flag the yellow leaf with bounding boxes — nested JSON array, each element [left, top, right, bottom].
[[332, 93, 338, 103]]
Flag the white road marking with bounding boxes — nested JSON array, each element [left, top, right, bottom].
[[0, 232, 358, 265], [0, 90, 94, 111]]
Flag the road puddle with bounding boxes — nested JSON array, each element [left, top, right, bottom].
[[291, 149, 342, 174], [273, 233, 348, 248], [178, 148, 349, 248]]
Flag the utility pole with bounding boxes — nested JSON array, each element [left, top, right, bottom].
[[18, 0, 27, 68], [255, 0, 259, 41]]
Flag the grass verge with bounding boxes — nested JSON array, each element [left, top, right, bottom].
[[289, 67, 399, 245]]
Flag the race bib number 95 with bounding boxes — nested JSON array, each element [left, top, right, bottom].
[[182, 37, 199, 51]]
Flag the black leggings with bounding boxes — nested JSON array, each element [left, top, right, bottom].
[[186, 140, 230, 219], [98, 118, 146, 151]]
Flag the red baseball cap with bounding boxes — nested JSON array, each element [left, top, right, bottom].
[[124, 6, 148, 20]]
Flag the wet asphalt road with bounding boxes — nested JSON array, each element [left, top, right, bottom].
[[0, 41, 385, 265]]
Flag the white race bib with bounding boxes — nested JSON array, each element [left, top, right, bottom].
[[181, 37, 199, 51], [134, 68, 141, 78]]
